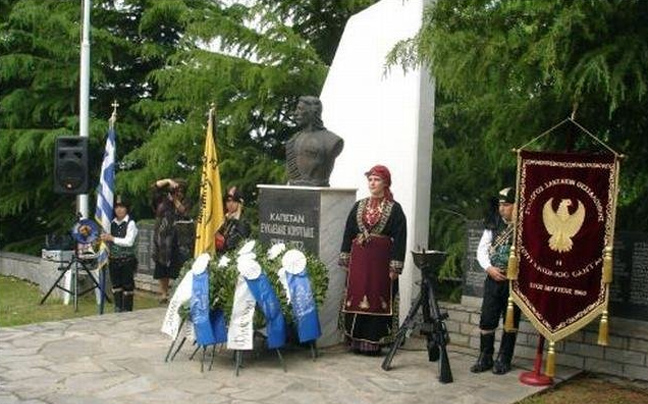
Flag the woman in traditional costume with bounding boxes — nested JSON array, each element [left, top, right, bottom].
[[339, 165, 407, 354]]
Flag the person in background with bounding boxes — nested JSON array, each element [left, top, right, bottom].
[[339, 165, 407, 355], [100, 196, 138, 312], [215, 186, 251, 253], [471, 186, 521, 375], [152, 178, 192, 304]]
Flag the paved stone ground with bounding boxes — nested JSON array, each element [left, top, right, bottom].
[[0, 308, 579, 404]]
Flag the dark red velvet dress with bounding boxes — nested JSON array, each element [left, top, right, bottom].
[[339, 197, 407, 352]]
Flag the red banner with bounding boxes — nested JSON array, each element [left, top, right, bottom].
[[512, 151, 619, 341]]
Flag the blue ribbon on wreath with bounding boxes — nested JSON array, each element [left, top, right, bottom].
[[286, 269, 321, 343], [191, 270, 227, 346], [245, 273, 286, 349]]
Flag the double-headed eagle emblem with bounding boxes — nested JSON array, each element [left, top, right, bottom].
[[542, 198, 586, 253]]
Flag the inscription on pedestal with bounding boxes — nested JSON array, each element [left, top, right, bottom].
[[258, 188, 320, 254]]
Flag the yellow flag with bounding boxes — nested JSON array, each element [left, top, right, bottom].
[[194, 108, 224, 257]]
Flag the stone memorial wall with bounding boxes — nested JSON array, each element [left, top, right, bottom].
[[136, 224, 155, 277], [461, 220, 485, 301], [609, 232, 648, 321]]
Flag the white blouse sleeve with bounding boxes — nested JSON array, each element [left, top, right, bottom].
[[476, 229, 493, 271]]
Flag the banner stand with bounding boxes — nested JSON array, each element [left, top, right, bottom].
[[519, 335, 553, 386]]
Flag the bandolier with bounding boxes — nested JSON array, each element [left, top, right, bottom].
[[489, 221, 514, 271]]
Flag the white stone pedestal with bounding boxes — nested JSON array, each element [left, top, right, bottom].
[[257, 185, 357, 347]]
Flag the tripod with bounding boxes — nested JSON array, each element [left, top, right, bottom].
[[382, 250, 453, 384], [40, 249, 110, 312]]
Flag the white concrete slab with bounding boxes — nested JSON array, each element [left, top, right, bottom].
[[321, 0, 435, 319]]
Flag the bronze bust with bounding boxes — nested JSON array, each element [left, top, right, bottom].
[[285, 96, 344, 187]]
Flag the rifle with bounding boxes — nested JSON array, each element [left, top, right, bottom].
[[382, 250, 453, 384]]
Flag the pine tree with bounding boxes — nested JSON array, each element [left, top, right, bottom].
[[121, 0, 378, 219], [0, 0, 191, 250], [0, 0, 378, 251], [391, 0, 648, 278]]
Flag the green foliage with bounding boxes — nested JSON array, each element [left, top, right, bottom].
[[121, 0, 380, 225], [391, 0, 648, 279], [256, 0, 379, 65], [1, 0, 378, 252], [0, 0, 179, 250], [124, 1, 331, 210]]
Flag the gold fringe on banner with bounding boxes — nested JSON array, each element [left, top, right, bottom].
[[598, 310, 609, 346], [508, 148, 522, 283], [507, 246, 519, 280], [597, 158, 619, 346], [504, 294, 515, 332], [545, 341, 556, 378], [602, 246, 613, 284]]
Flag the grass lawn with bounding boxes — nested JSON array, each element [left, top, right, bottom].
[[0, 275, 160, 327], [518, 372, 648, 404]]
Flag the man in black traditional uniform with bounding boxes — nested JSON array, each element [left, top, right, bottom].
[[471, 187, 521, 375], [101, 196, 139, 312]]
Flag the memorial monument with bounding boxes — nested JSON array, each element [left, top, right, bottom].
[[258, 96, 353, 347], [261, 0, 435, 343]]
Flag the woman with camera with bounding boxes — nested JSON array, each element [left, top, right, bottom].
[[151, 178, 193, 304]]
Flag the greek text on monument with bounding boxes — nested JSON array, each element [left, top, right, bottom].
[[269, 212, 306, 224], [260, 222, 315, 238]]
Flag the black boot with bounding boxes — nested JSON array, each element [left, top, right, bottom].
[[122, 291, 134, 312], [470, 333, 495, 373], [113, 289, 123, 313], [493, 332, 517, 375]]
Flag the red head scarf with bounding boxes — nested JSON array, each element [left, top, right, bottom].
[[365, 164, 394, 201]]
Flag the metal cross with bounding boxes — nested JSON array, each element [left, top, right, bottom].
[[109, 100, 119, 127]]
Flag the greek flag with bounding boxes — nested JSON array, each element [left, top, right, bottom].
[[94, 126, 116, 271]]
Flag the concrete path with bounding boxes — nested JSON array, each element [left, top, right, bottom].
[[0, 308, 577, 404]]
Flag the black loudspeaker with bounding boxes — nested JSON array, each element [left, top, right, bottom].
[[54, 136, 89, 194]]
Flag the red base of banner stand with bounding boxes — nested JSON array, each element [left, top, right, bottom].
[[519, 335, 553, 386], [520, 371, 553, 386]]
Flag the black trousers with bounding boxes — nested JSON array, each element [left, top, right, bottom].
[[109, 256, 137, 292], [479, 276, 521, 331]]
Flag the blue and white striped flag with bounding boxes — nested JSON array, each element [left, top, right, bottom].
[[94, 125, 116, 271], [94, 125, 116, 313]]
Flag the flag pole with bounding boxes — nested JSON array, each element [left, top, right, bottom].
[[77, 0, 92, 219], [97, 100, 118, 315]]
